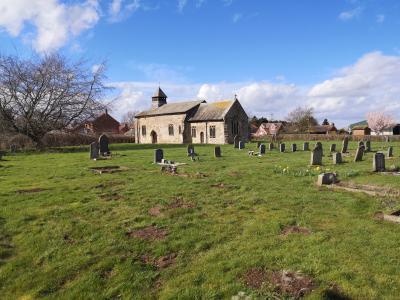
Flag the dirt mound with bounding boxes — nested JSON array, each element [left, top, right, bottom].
[[322, 284, 351, 300], [127, 226, 168, 241], [243, 268, 268, 289], [167, 198, 195, 209], [282, 226, 311, 236], [270, 270, 314, 298], [148, 206, 163, 216], [16, 188, 47, 194], [141, 253, 177, 269]]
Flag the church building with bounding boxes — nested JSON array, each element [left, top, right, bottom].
[[135, 88, 249, 144]]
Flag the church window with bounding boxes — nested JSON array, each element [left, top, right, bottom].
[[191, 126, 197, 138], [168, 124, 174, 136], [210, 126, 216, 138], [142, 125, 146, 136]]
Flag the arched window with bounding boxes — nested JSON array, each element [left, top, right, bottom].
[[231, 120, 239, 135], [168, 124, 174, 136]]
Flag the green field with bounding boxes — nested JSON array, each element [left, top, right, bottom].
[[1, 141, 400, 299]]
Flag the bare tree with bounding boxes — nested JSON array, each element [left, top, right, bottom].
[[366, 111, 396, 135], [0, 53, 108, 148], [286, 106, 318, 133], [122, 110, 138, 128]]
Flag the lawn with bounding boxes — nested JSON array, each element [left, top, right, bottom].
[[1, 141, 400, 299]]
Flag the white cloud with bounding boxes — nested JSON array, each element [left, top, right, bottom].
[[376, 14, 385, 23], [177, 0, 187, 12], [338, 6, 362, 21], [108, 0, 141, 23], [0, 0, 99, 53]]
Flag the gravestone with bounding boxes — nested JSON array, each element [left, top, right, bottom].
[[98, 134, 110, 156], [233, 135, 239, 148], [89, 142, 99, 160], [187, 144, 194, 156], [259, 144, 266, 155], [239, 141, 245, 149], [365, 140, 371, 152], [154, 149, 164, 163], [373, 153, 385, 172], [341, 136, 349, 153], [269, 143, 274, 150], [256, 141, 261, 148], [330, 144, 336, 152], [310, 146, 323, 165], [291, 144, 297, 152], [303, 142, 309, 151], [0, 151, 5, 160], [9, 144, 17, 153], [214, 146, 221, 158], [279, 143, 285, 153], [354, 146, 364, 162], [358, 141, 364, 148], [315, 142, 323, 156], [317, 173, 338, 186], [333, 152, 342, 165], [388, 146, 393, 158]]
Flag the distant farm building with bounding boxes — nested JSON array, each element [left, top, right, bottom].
[[73, 110, 120, 135], [349, 121, 371, 136], [253, 123, 284, 138], [308, 124, 337, 135]]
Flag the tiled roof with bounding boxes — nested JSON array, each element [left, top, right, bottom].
[[135, 100, 205, 117], [188, 101, 234, 122]]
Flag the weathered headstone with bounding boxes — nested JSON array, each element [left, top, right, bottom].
[[154, 149, 163, 163], [330, 144, 336, 152], [98, 134, 110, 156], [333, 152, 342, 164], [341, 136, 349, 153], [268, 142, 274, 151], [239, 141, 245, 149], [388, 146, 393, 158], [317, 173, 338, 186], [315, 142, 323, 156], [373, 153, 385, 172], [259, 144, 266, 155], [9, 144, 17, 153], [89, 142, 99, 160], [303, 142, 309, 151], [279, 143, 285, 153], [214, 146, 221, 158], [187, 144, 194, 156], [291, 144, 297, 152], [365, 140, 371, 152], [233, 135, 239, 148], [310, 146, 323, 165], [354, 146, 364, 162], [358, 141, 364, 148]]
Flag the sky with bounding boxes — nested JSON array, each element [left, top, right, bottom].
[[1, 0, 400, 127]]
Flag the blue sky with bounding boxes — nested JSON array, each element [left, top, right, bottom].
[[1, 0, 400, 126]]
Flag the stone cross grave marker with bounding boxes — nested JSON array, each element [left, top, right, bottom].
[[259, 144, 266, 155], [239, 141, 245, 149], [310, 146, 323, 165], [154, 149, 164, 163], [373, 152, 385, 172], [90, 142, 99, 160], [279, 143, 285, 153], [269, 142, 274, 151], [333, 152, 342, 165], [341, 136, 349, 153], [233, 135, 239, 148], [354, 146, 364, 162], [98, 134, 110, 156], [214, 146, 221, 158], [303, 142, 309, 151], [330, 144, 336, 152], [388, 146, 393, 158], [291, 144, 297, 152]]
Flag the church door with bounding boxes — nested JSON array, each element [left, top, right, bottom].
[[200, 132, 204, 144], [151, 131, 157, 144]]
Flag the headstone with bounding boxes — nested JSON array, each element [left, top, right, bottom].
[[279, 143, 285, 153], [239, 141, 245, 149], [268, 143, 274, 151], [9, 144, 17, 153], [154, 149, 164, 163], [303, 142, 309, 151], [317, 173, 338, 186], [259, 144, 266, 155], [315, 142, 323, 156], [333, 152, 342, 165], [256, 141, 261, 148], [310, 146, 323, 165], [388, 146, 393, 158], [358, 141, 364, 148], [0, 151, 5, 160], [233, 135, 239, 148], [89, 142, 99, 160], [214, 146, 221, 158], [354, 146, 364, 162], [330, 144, 336, 152], [365, 140, 371, 152], [291, 144, 297, 152], [187, 144, 194, 156], [341, 136, 349, 153], [373, 153, 385, 172], [98, 134, 110, 156]]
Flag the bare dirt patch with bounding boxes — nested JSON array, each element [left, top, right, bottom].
[[141, 253, 177, 269], [281, 226, 311, 236], [127, 226, 168, 241], [167, 197, 195, 209], [16, 188, 47, 194], [148, 206, 163, 216], [331, 182, 400, 197], [269, 270, 315, 298], [90, 166, 128, 174], [243, 268, 268, 289]]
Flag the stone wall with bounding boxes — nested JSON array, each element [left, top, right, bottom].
[[189, 121, 226, 144]]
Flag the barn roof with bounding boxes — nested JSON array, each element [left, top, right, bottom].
[[136, 100, 206, 117], [188, 101, 234, 122]]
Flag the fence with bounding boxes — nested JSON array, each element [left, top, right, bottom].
[[251, 134, 400, 143]]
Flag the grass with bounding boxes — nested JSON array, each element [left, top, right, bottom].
[[1, 141, 400, 299]]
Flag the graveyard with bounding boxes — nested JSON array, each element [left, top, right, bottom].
[[1, 140, 400, 299]]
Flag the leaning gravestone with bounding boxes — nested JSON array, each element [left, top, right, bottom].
[[341, 136, 349, 153], [269, 143, 274, 151], [303, 142, 309, 151], [154, 149, 164, 163], [259, 144, 266, 155], [330, 144, 336, 152], [373, 153, 385, 172], [233, 135, 239, 148], [89, 142, 99, 160], [187, 144, 194, 156], [310, 146, 323, 165], [279, 143, 285, 153], [98, 134, 110, 156], [239, 141, 245, 149], [365, 140, 371, 152], [317, 173, 338, 186], [291, 144, 297, 152], [354, 146, 364, 162], [333, 152, 342, 165], [214, 146, 221, 158], [388, 146, 393, 158]]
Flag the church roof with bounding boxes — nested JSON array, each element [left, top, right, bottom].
[[153, 87, 167, 98], [136, 100, 205, 117], [188, 100, 234, 122]]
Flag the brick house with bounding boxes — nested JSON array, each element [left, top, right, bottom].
[[253, 122, 284, 138], [74, 110, 120, 135]]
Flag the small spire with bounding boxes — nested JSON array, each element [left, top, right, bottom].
[[105, 108, 108, 115], [234, 94, 238, 100]]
